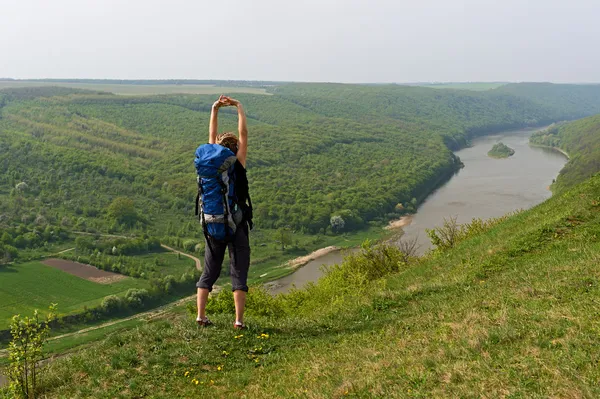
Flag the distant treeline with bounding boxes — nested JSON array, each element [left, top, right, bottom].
[[0, 78, 286, 87]]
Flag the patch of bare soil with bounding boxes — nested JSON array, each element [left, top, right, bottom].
[[285, 246, 340, 269], [41, 258, 126, 284]]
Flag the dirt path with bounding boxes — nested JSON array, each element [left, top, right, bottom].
[[56, 247, 75, 255], [71, 231, 129, 239], [161, 244, 202, 271]]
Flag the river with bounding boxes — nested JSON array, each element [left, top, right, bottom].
[[269, 127, 568, 294]]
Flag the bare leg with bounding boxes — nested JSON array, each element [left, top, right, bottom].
[[233, 290, 247, 324], [197, 288, 210, 320]]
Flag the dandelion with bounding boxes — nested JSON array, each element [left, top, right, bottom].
[[257, 333, 270, 339], [234, 334, 244, 339], [217, 366, 223, 371], [210, 380, 215, 385], [184, 371, 190, 377], [222, 350, 229, 356], [255, 358, 259, 363]]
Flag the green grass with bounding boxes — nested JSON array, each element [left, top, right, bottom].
[[0, 261, 147, 329], [133, 252, 197, 276], [0, 319, 145, 368], [0, 81, 270, 95], [30, 174, 600, 398]]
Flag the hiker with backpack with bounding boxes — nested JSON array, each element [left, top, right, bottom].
[[195, 95, 253, 329]]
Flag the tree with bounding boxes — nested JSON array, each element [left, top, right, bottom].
[[8, 304, 57, 398], [330, 215, 345, 234], [15, 182, 28, 192], [275, 227, 293, 251], [0, 244, 18, 265], [107, 197, 138, 227], [101, 295, 122, 314]]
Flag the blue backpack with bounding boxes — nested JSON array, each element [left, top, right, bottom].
[[194, 144, 238, 241]]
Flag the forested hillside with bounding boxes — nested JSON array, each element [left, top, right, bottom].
[[530, 114, 600, 191], [2, 82, 600, 258]]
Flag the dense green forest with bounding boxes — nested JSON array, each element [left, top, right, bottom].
[[2, 82, 600, 264], [487, 142, 515, 158], [530, 114, 600, 191]]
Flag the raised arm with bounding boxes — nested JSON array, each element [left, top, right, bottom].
[[209, 95, 227, 144], [224, 97, 248, 167]]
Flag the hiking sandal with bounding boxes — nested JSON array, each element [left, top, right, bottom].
[[197, 317, 213, 327], [233, 321, 246, 330]]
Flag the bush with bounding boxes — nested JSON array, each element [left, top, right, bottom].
[[205, 290, 235, 315], [246, 287, 284, 318], [163, 275, 177, 294], [101, 295, 123, 314], [125, 289, 149, 308], [426, 214, 515, 252]]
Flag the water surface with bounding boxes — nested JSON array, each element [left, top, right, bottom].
[[270, 127, 567, 293], [401, 127, 567, 253]]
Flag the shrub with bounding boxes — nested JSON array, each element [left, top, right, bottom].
[[205, 290, 235, 315], [101, 295, 123, 314], [125, 289, 149, 308], [8, 304, 57, 398]]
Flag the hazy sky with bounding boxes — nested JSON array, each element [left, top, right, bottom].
[[1, 0, 599, 83]]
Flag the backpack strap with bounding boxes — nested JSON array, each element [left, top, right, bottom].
[[197, 180, 217, 258]]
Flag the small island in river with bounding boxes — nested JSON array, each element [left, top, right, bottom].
[[488, 142, 515, 158]]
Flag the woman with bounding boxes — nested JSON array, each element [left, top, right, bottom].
[[196, 95, 251, 330]]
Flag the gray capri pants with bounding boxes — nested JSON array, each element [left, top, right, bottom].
[[196, 222, 250, 292]]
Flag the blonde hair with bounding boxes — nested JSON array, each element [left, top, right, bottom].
[[216, 132, 238, 154]]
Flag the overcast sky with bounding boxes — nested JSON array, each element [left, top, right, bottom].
[[1, 0, 599, 83]]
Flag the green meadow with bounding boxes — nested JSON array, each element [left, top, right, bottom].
[[0, 261, 146, 329]]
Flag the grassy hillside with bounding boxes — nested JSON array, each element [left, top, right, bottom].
[[27, 171, 600, 398], [530, 114, 600, 192]]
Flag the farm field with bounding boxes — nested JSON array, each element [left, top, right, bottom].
[[0, 261, 147, 329], [0, 80, 270, 95], [415, 82, 508, 91]]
